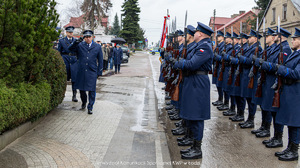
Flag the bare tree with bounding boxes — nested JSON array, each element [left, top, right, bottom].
[[80, 0, 112, 31]]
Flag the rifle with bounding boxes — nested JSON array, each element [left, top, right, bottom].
[[255, 18, 266, 97], [227, 26, 236, 85], [218, 27, 226, 81], [213, 35, 220, 77], [248, 17, 259, 89], [172, 11, 187, 101], [272, 16, 283, 108], [167, 32, 179, 94], [234, 22, 244, 87]]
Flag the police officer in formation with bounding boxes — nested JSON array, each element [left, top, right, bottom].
[[68, 30, 103, 115], [160, 17, 300, 160], [58, 26, 78, 102]]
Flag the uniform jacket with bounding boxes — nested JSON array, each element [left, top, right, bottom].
[[179, 38, 213, 120], [58, 37, 78, 81], [239, 42, 263, 98], [276, 50, 300, 126], [231, 42, 249, 97], [113, 48, 123, 65], [217, 43, 233, 91], [261, 41, 292, 111], [68, 41, 103, 91], [213, 41, 225, 85]]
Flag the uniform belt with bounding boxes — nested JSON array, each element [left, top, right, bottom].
[[224, 62, 230, 67], [242, 64, 252, 69], [183, 70, 208, 76], [283, 78, 300, 85], [62, 53, 77, 56]]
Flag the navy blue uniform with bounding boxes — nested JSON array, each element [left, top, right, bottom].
[[68, 41, 103, 110], [113, 48, 123, 73], [58, 37, 78, 90]]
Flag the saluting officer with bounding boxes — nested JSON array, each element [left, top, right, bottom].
[[251, 28, 277, 138], [212, 31, 226, 107], [68, 30, 103, 114], [174, 22, 214, 159], [238, 29, 263, 129], [274, 27, 300, 161], [58, 26, 78, 102], [260, 27, 292, 148]]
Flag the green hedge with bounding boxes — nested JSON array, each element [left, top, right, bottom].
[[0, 81, 51, 133], [0, 49, 66, 134]]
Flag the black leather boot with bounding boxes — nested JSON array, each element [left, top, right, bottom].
[[217, 102, 229, 111], [177, 128, 189, 142], [251, 122, 265, 134], [240, 114, 254, 128], [165, 95, 171, 100], [278, 142, 299, 161], [275, 141, 291, 157], [172, 126, 186, 135], [256, 122, 270, 138], [72, 90, 78, 102], [169, 114, 181, 120], [265, 132, 283, 148], [181, 140, 202, 159], [223, 105, 236, 116], [230, 109, 244, 122], [165, 101, 171, 105], [168, 109, 177, 115]]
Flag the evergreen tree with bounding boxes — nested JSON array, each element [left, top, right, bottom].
[[119, 0, 141, 44], [0, 0, 60, 85], [254, 0, 270, 21], [81, 0, 112, 31], [110, 13, 121, 36]]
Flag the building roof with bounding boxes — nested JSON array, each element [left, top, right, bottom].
[[64, 14, 108, 28], [209, 17, 233, 26], [292, 0, 300, 12], [217, 10, 257, 31]]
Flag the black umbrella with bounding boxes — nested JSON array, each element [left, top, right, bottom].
[[111, 37, 126, 44]]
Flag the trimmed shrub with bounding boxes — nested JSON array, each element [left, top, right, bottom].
[[0, 81, 51, 133]]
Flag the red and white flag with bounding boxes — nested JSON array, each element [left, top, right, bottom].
[[159, 15, 170, 48]]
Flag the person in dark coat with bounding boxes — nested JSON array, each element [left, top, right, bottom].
[[57, 26, 78, 102], [260, 27, 292, 148], [274, 27, 300, 161], [228, 33, 248, 121], [113, 44, 123, 74], [250, 27, 277, 138], [212, 31, 225, 107], [173, 22, 214, 160], [68, 30, 103, 115], [238, 29, 263, 129]]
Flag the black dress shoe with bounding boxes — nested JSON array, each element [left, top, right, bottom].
[[172, 127, 186, 135], [174, 120, 183, 127], [217, 104, 229, 111], [256, 130, 270, 138], [165, 101, 171, 105], [178, 138, 193, 146], [251, 126, 264, 134], [240, 120, 254, 128], [168, 109, 177, 115], [169, 114, 181, 120], [172, 126, 183, 132], [165, 105, 174, 110], [165, 96, 171, 100], [88, 109, 93, 115], [177, 135, 187, 142], [265, 132, 283, 148], [162, 86, 166, 90], [72, 96, 78, 102], [278, 142, 299, 161], [81, 103, 87, 109], [212, 100, 223, 106], [275, 143, 291, 157], [223, 109, 236, 116], [230, 115, 244, 122], [181, 140, 202, 159]]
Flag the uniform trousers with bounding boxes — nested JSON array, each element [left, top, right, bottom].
[[288, 127, 300, 144], [80, 90, 96, 110], [115, 64, 120, 73], [272, 112, 284, 133], [189, 120, 204, 141]]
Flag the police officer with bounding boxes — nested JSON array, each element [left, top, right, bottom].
[[174, 22, 213, 159], [229, 33, 248, 121], [260, 27, 292, 147], [68, 30, 103, 114], [238, 29, 263, 129], [58, 26, 78, 102], [113, 44, 123, 74], [212, 31, 225, 107], [274, 27, 300, 161], [251, 28, 277, 138], [223, 31, 241, 116]]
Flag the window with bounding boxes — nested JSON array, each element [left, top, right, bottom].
[[272, 8, 276, 23], [242, 22, 247, 33], [283, 4, 287, 20]]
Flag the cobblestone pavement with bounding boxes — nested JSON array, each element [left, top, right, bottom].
[[1, 51, 300, 168]]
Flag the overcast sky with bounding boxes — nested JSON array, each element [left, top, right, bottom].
[[55, 0, 257, 45]]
